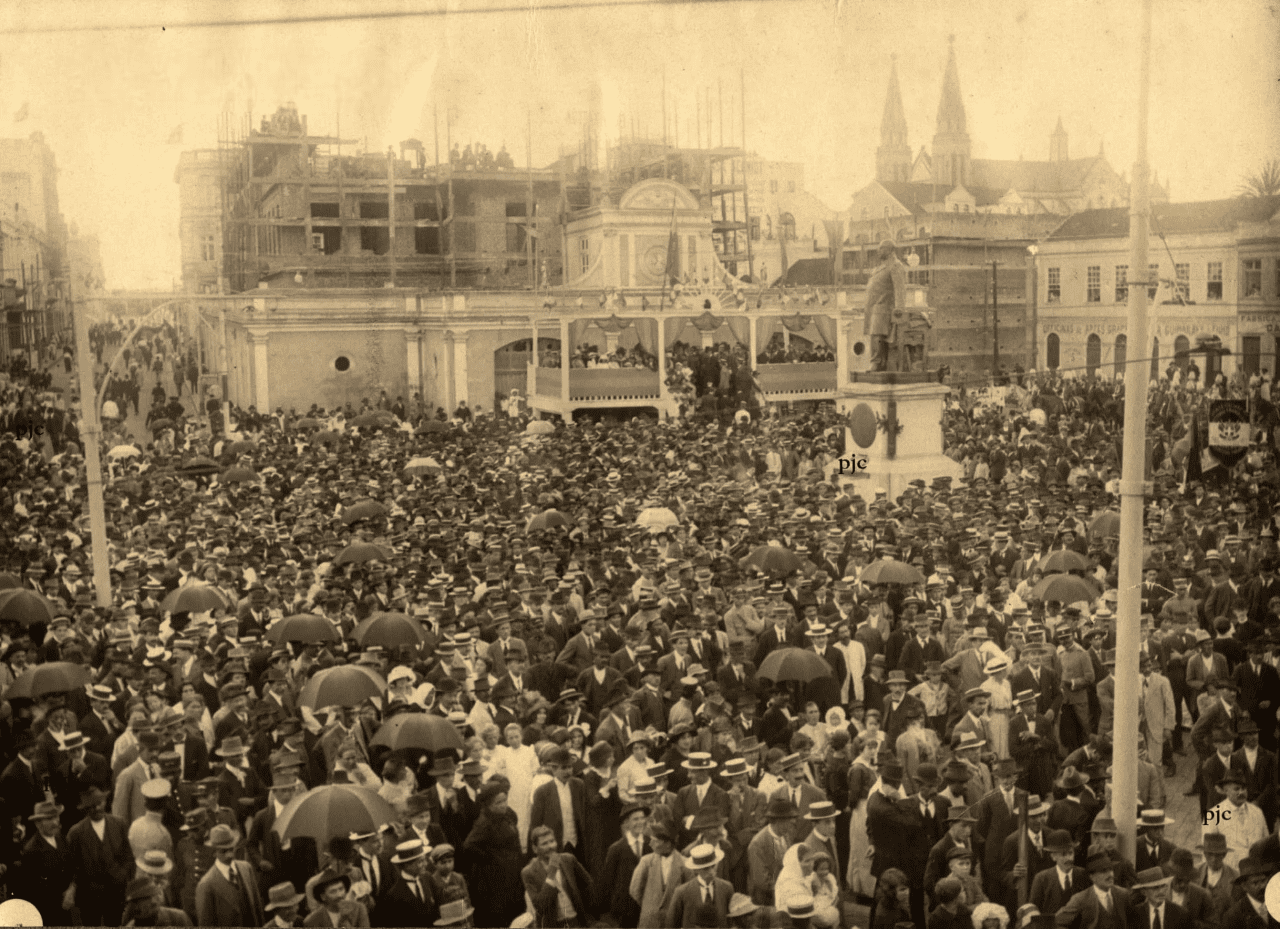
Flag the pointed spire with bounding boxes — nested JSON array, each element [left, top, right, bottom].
[[880, 54, 908, 144], [936, 38, 967, 135], [1054, 115, 1065, 135], [1049, 116, 1069, 162]]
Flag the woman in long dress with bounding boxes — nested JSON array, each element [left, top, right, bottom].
[[487, 721, 539, 848], [845, 734, 880, 901], [460, 784, 526, 928], [980, 663, 1013, 760]]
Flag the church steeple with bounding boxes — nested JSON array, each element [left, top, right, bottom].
[[1050, 117, 1069, 162], [932, 36, 971, 188], [876, 55, 912, 183]]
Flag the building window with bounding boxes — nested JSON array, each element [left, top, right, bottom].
[[1046, 333, 1060, 369], [787, 180, 796, 192], [1207, 261, 1223, 300], [1175, 263, 1190, 301], [1148, 263, 1159, 300], [1114, 334, 1126, 379], [1115, 265, 1128, 304], [1047, 267, 1060, 303], [1086, 333, 1101, 376], [1243, 258, 1262, 297], [1087, 266, 1101, 303], [201, 234, 216, 262], [769, 180, 778, 193], [579, 236, 590, 276], [749, 216, 761, 241]]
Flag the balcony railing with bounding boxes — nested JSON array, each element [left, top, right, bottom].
[[531, 365, 661, 402], [756, 362, 838, 396]]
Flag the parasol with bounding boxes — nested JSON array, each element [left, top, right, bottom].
[[404, 457, 442, 478], [266, 614, 341, 645], [0, 589, 58, 626], [635, 507, 679, 532], [298, 665, 386, 709], [4, 661, 92, 699], [107, 445, 141, 459], [1037, 550, 1089, 574], [332, 541, 395, 565], [757, 647, 835, 683], [272, 785, 400, 844], [1030, 573, 1100, 604], [340, 500, 388, 524], [859, 559, 926, 586], [526, 509, 570, 533], [371, 713, 467, 753], [1088, 511, 1121, 542], [740, 543, 804, 576], [350, 612, 424, 648], [225, 439, 257, 456], [220, 466, 257, 484], [526, 421, 555, 436], [160, 584, 228, 615]]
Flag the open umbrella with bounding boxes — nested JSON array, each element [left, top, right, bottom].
[[148, 418, 176, 433], [178, 456, 220, 475], [1088, 511, 1121, 542], [404, 457, 442, 478], [272, 785, 400, 844], [332, 541, 394, 565], [4, 661, 92, 699], [0, 572, 20, 590], [298, 665, 386, 709], [526, 421, 555, 436], [266, 614, 341, 645], [340, 500, 388, 524], [107, 445, 141, 459], [418, 421, 450, 434], [740, 543, 804, 576], [526, 509, 570, 533], [1038, 550, 1089, 574], [225, 439, 257, 456], [860, 559, 926, 586], [160, 584, 228, 615], [220, 466, 257, 484], [757, 647, 835, 683], [1030, 573, 1100, 604], [371, 713, 466, 753], [0, 589, 58, 626], [350, 413, 389, 430], [636, 507, 679, 532], [292, 417, 323, 431], [351, 612, 424, 647]]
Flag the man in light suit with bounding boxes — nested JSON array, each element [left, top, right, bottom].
[[1139, 654, 1177, 777], [630, 819, 688, 928], [665, 844, 733, 928], [1054, 851, 1132, 929], [528, 747, 587, 860], [745, 797, 797, 905], [113, 729, 165, 824], [196, 823, 266, 927], [523, 825, 594, 929]]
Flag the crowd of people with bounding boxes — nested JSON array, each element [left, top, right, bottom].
[[1, 317, 1279, 929]]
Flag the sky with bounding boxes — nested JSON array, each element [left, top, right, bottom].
[[2, 0, 1277, 290]]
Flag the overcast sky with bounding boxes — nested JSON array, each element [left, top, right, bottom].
[[2, 0, 1277, 290]]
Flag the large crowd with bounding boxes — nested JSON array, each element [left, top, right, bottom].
[[0, 317, 1279, 929]]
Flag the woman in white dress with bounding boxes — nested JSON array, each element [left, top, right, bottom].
[[487, 722, 540, 848], [845, 734, 880, 900], [979, 658, 1013, 760]]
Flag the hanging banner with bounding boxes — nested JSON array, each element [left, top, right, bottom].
[[1208, 400, 1250, 466]]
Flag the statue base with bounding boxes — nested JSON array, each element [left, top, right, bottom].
[[832, 378, 963, 503]]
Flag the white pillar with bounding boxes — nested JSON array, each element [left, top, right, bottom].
[[836, 314, 848, 385], [749, 316, 758, 370], [453, 333, 469, 409], [444, 331, 456, 413], [252, 334, 269, 411], [560, 317, 571, 405], [405, 327, 421, 401], [657, 316, 667, 418]]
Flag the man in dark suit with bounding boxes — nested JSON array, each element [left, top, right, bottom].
[[1190, 681, 1242, 760], [245, 774, 317, 898], [376, 838, 439, 928], [716, 643, 758, 709], [1231, 718, 1279, 829], [1055, 851, 1133, 929], [665, 844, 733, 929], [1, 730, 44, 847], [1218, 854, 1268, 928], [422, 757, 477, 851], [1134, 809, 1176, 873], [196, 823, 266, 926], [972, 758, 1029, 901], [769, 752, 827, 840], [1129, 866, 1192, 929], [1010, 646, 1063, 725], [576, 647, 627, 718], [80, 683, 125, 759], [802, 623, 847, 717], [19, 799, 75, 925], [162, 710, 211, 782], [998, 794, 1054, 913], [671, 754, 731, 848], [881, 670, 926, 748], [1164, 848, 1218, 929], [1028, 828, 1088, 921], [924, 805, 977, 905], [865, 756, 928, 928], [49, 731, 112, 832], [752, 605, 799, 668], [65, 785, 134, 926], [528, 747, 587, 859], [601, 804, 650, 927], [522, 825, 594, 929], [1232, 640, 1280, 751]]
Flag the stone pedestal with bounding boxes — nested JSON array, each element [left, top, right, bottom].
[[833, 372, 963, 502]]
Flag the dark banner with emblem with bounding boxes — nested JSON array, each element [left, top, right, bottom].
[[1208, 400, 1250, 467]]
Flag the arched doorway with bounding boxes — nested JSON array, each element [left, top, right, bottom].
[[1174, 334, 1190, 373], [1046, 333, 1060, 370], [495, 338, 560, 400], [1086, 333, 1101, 377], [1114, 334, 1127, 379], [1150, 337, 1160, 381]]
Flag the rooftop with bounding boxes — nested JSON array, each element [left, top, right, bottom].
[[1048, 195, 1280, 240]]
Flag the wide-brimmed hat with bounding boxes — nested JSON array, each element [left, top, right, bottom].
[[947, 805, 976, 823], [216, 735, 249, 757], [265, 881, 306, 911], [1137, 809, 1174, 828], [1027, 794, 1051, 816], [778, 752, 805, 771], [728, 892, 758, 918], [885, 670, 910, 684], [1201, 833, 1228, 855], [1164, 848, 1198, 882], [78, 785, 109, 810], [1055, 766, 1089, 790], [125, 877, 158, 903], [983, 656, 1009, 674], [946, 845, 973, 862], [1236, 857, 1268, 882], [992, 758, 1021, 778], [206, 824, 243, 849], [310, 867, 352, 904], [784, 894, 815, 918], [136, 849, 174, 875], [1086, 851, 1116, 873], [30, 799, 64, 820], [952, 731, 986, 752], [1218, 769, 1248, 788], [690, 808, 727, 832], [435, 899, 476, 926], [683, 843, 725, 871]]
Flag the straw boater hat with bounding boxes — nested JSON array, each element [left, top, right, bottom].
[[1137, 809, 1175, 828], [435, 899, 475, 926], [683, 843, 725, 871], [391, 839, 428, 864]]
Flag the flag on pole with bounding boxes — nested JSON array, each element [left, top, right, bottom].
[[167, 125, 184, 145], [660, 196, 679, 311], [778, 214, 790, 287], [14, 103, 29, 122]]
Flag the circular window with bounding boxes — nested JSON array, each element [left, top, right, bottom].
[[334, 356, 351, 372]]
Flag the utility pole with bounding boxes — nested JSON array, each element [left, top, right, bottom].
[[387, 148, 397, 286], [71, 283, 111, 607], [992, 260, 1000, 369], [1113, 0, 1154, 865]]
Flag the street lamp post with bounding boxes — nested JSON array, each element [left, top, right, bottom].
[[71, 288, 112, 607]]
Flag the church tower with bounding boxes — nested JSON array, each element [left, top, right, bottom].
[[1050, 117, 1069, 162], [876, 55, 912, 183], [931, 36, 971, 189]]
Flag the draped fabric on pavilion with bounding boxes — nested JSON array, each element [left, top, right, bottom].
[[757, 314, 835, 352], [662, 314, 749, 350]]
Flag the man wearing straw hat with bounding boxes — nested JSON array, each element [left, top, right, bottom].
[[665, 842, 732, 928], [378, 838, 439, 927]]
